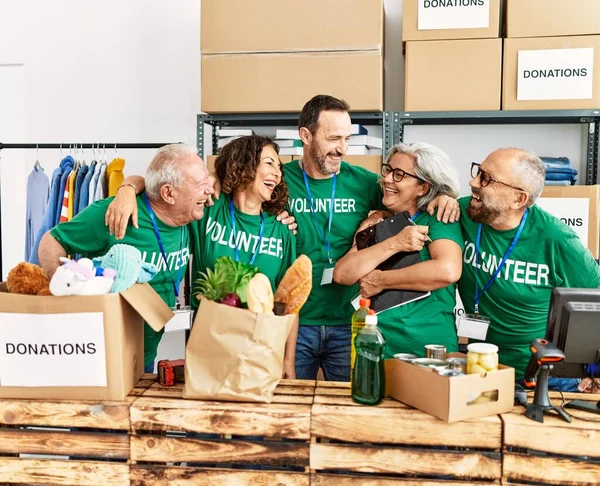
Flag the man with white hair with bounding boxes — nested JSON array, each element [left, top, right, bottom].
[[38, 144, 214, 371], [457, 148, 600, 382]]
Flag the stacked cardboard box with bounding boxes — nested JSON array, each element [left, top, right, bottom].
[[201, 0, 384, 113], [403, 0, 502, 111], [503, 0, 600, 110]]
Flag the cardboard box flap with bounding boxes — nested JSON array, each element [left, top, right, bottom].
[[0, 282, 7, 293], [120, 284, 173, 332]]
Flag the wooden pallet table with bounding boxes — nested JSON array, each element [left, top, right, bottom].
[[0, 374, 154, 486], [310, 381, 502, 485], [501, 391, 600, 486], [129, 378, 315, 485]]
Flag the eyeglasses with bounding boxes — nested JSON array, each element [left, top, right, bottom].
[[470, 162, 525, 192], [381, 163, 423, 183]]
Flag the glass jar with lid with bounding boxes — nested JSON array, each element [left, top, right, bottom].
[[467, 343, 499, 376]]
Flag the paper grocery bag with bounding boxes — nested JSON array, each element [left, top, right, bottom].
[[183, 298, 296, 403]]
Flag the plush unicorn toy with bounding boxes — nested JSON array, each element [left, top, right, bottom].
[[49, 257, 116, 296]]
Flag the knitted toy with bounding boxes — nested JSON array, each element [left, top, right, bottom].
[[6, 262, 51, 296], [92, 244, 158, 293], [49, 257, 116, 296]]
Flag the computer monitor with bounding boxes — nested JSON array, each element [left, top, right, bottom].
[[545, 287, 600, 414]]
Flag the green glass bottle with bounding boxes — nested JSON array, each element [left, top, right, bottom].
[[351, 311, 386, 406]]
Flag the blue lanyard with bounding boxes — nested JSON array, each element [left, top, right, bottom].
[[229, 199, 264, 265], [144, 194, 185, 305], [301, 161, 337, 264], [411, 210, 421, 221], [474, 208, 528, 316]]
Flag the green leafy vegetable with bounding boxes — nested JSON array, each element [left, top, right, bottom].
[[195, 256, 259, 304]]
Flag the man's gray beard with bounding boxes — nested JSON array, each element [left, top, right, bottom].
[[310, 146, 338, 176], [467, 201, 503, 225]]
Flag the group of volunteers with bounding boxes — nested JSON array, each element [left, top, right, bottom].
[[37, 94, 600, 389]]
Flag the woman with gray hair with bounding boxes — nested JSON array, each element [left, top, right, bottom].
[[334, 142, 463, 358]]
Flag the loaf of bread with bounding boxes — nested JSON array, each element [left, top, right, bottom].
[[274, 255, 312, 315], [246, 273, 274, 314]]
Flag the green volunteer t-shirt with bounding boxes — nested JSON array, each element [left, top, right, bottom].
[[283, 160, 383, 326], [457, 196, 600, 379], [189, 193, 297, 309], [378, 210, 463, 359], [51, 194, 190, 368]]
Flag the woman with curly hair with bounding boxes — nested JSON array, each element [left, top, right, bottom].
[[105, 136, 298, 377]]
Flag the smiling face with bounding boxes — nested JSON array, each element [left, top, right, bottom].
[[172, 154, 214, 223], [467, 151, 519, 225], [248, 145, 283, 203], [304, 110, 352, 176], [381, 152, 428, 214]]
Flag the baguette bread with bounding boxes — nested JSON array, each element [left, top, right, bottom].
[[274, 255, 312, 315]]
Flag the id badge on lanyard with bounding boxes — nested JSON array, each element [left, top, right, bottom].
[[301, 161, 337, 286]]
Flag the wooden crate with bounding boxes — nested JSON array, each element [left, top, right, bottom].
[[129, 378, 315, 485], [502, 392, 600, 486], [0, 374, 154, 486], [310, 381, 502, 485]]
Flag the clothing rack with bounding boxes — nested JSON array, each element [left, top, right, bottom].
[[0, 142, 191, 305]]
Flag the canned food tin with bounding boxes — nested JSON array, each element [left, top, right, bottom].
[[435, 368, 465, 377], [446, 357, 467, 372], [411, 358, 448, 370], [424, 344, 447, 360], [157, 359, 185, 386], [393, 353, 418, 362]]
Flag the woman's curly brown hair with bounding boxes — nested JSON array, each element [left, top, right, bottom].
[[214, 135, 288, 216]]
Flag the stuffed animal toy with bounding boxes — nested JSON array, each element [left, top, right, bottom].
[[6, 262, 51, 296], [49, 257, 116, 296], [92, 244, 158, 293]]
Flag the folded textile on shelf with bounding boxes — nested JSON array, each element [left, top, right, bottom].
[[544, 180, 572, 186], [545, 166, 578, 175], [541, 156, 571, 168]]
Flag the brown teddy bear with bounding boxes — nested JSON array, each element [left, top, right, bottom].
[[6, 262, 52, 296]]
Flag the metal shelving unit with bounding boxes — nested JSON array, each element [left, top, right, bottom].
[[197, 109, 600, 184], [396, 109, 600, 185]]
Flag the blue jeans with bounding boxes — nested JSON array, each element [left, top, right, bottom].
[[145, 362, 155, 373], [518, 377, 581, 393], [295, 325, 351, 382]]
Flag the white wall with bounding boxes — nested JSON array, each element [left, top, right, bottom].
[[0, 0, 594, 362]]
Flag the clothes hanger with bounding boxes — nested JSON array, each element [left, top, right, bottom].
[[33, 143, 42, 170]]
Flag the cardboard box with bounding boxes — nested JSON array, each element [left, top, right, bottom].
[[206, 155, 293, 173], [0, 284, 172, 400], [507, 0, 600, 38], [290, 155, 383, 175], [201, 0, 384, 54], [403, 0, 501, 41], [405, 39, 502, 111], [201, 51, 383, 113], [538, 185, 600, 259], [385, 353, 515, 423], [503, 36, 600, 110]]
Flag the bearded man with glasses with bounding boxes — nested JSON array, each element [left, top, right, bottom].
[[455, 148, 600, 387]]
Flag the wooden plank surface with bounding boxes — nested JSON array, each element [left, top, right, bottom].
[[312, 474, 500, 485], [504, 451, 600, 486], [0, 457, 129, 485], [311, 404, 502, 448], [141, 386, 313, 405], [0, 428, 129, 459], [311, 443, 501, 479], [0, 400, 130, 430], [313, 395, 407, 407], [131, 465, 310, 485], [131, 397, 311, 439], [131, 435, 309, 466], [502, 406, 600, 456]]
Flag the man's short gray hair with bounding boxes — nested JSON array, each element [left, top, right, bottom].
[[502, 148, 546, 206], [146, 144, 197, 200], [385, 142, 460, 210]]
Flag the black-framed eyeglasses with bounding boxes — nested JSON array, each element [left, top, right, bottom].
[[470, 162, 525, 192], [381, 163, 423, 183]]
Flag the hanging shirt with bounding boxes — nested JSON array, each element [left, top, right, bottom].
[[457, 196, 600, 379], [93, 163, 108, 201], [189, 193, 297, 309], [54, 158, 76, 226], [88, 163, 102, 206], [283, 160, 383, 326], [72, 164, 89, 217], [67, 168, 77, 220], [106, 158, 125, 197], [50, 193, 190, 369], [78, 160, 97, 214], [25, 167, 50, 260], [29, 156, 74, 264], [59, 170, 77, 223]]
